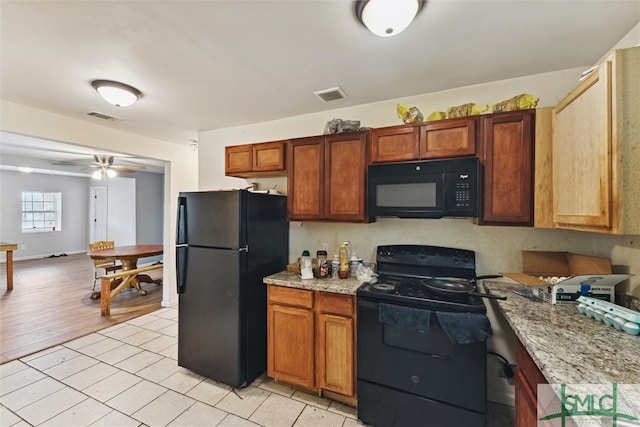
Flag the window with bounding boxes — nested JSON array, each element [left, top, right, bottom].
[[21, 191, 62, 232]]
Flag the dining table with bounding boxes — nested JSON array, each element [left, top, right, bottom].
[[1, 242, 18, 291], [88, 244, 163, 297]]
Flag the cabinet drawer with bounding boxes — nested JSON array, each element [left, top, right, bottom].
[[268, 285, 313, 309], [317, 292, 354, 316]]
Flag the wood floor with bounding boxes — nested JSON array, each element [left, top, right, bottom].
[[0, 253, 163, 364]]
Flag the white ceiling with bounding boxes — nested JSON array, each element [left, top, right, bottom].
[[0, 0, 638, 169]]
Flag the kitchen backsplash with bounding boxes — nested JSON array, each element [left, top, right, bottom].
[[288, 218, 640, 299]]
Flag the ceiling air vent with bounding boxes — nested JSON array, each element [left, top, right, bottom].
[[313, 86, 347, 102], [87, 111, 118, 121]]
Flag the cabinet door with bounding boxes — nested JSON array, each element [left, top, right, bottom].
[[324, 132, 369, 221], [267, 303, 315, 390], [553, 61, 612, 230], [316, 312, 354, 397], [253, 140, 286, 172], [370, 125, 420, 163], [420, 117, 477, 159], [515, 369, 538, 427], [225, 145, 252, 175], [288, 136, 324, 220], [481, 111, 534, 225]]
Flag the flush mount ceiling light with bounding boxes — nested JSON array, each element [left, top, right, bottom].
[[355, 0, 424, 37], [91, 79, 143, 107]]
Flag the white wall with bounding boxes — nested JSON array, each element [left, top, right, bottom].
[[0, 170, 90, 257], [0, 101, 199, 307]]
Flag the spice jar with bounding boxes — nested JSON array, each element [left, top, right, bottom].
[[316, 250, 329, 278]]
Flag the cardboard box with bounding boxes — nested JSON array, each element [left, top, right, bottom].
[[502, 251, 632, 304]]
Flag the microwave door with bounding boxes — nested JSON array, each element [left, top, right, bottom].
[[369, 174, 445, 218]]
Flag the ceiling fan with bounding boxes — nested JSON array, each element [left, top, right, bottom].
[[53, 154, 146, 178]]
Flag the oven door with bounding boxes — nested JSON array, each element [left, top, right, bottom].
[[357, 298, 487, 416], [367, 163, 445, 218]]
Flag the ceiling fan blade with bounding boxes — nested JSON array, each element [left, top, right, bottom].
[[112, 164, 146, 172], [51, 160, 95, 167]]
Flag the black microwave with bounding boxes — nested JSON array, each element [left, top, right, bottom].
[[367, 157, 481, 219]]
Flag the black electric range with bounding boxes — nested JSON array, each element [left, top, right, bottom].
[[356, 244, 490, 427]]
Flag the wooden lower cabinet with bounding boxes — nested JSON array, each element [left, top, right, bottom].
[[515, 339, 548, 427], [267, 302, 315, 389], [266, 285, 356, 400], [316, 293, 355, 397]]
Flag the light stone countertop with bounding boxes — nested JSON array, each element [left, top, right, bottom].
[[483, 281, 640, 385], [263, 270, 362, 295]]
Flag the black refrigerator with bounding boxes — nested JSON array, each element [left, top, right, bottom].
[[176, 189, 289, 388]]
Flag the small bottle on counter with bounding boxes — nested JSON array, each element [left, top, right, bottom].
[[331, 254, 340, 279], [316, 250, 329, 278], [338, 244, 349, 279], [350, 253, 363, 278], [299, 250, 313, 279]]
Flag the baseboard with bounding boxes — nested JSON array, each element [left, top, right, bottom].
[[10, 249, 87, 262]]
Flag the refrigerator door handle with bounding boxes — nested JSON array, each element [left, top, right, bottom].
[[176, 196, 187, 245], [176, 245, 187, 294]]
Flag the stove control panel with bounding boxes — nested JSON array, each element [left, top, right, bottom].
[[376, 244, 476, 276]]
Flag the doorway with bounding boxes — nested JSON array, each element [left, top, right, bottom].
[[90, 186, 108, 242]]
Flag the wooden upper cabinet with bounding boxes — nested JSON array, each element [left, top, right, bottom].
[[552, 46, 640, 234], [370, 118, 477, 164], [554, 62, 612, 230], [324, 132, 369, 222], [370, 125, 420, 163], [533, 108, 554, 228], [225, 140, 286, 178], [288, 132, 370, 222], [288, 136, 324, 220], [225, 144, 252, 175], [253, 140, 286, 172], [480, 110, 534, 226], [421, 117, 477, 159]]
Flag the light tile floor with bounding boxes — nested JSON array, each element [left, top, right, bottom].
[[1, 305, 514, 427], [0, 306, 364, 427]]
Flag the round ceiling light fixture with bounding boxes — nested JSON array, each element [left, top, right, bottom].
[[91, 79, 143, 107], [355, 0, 424, 37]]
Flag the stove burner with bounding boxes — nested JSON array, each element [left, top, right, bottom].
[[372, 283, 396, 292], [356, 245, 487, 313]]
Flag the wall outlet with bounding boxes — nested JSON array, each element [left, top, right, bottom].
[[19, 244, 26, 250]]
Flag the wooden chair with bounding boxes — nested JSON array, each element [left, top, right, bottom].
[[89, 241, 121, 294]]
